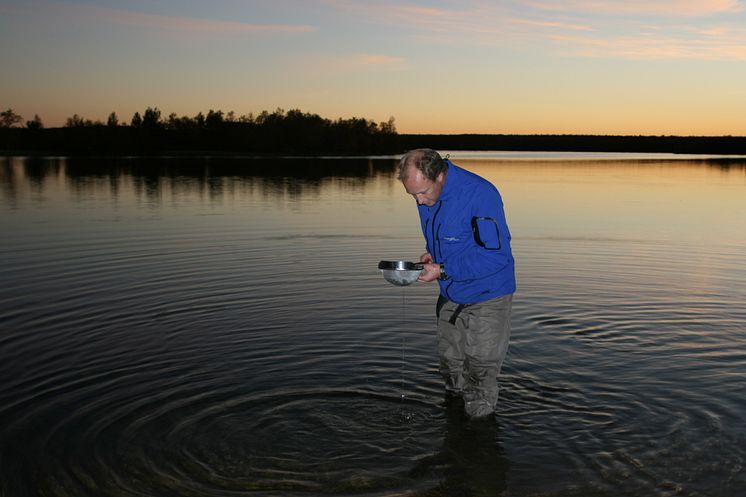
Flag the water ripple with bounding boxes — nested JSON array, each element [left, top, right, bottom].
[[3, 158, 746, 496]]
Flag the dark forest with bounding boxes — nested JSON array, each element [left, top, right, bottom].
[[3, 107, 746, 156]]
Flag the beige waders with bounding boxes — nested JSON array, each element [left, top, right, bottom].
[[436, 293, 513, 418]]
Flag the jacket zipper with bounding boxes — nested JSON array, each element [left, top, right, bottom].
[[431, 200, 443, 261], [424, 218, 432, 255]]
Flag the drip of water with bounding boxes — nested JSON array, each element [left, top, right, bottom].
[[401, 286, 406, 401], [399, 286, 415, 422]]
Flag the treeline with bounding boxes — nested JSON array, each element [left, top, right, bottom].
[[4, 107, 746, 155], [0, 107, 398, 155]]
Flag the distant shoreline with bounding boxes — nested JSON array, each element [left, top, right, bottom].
[[398, 134, 746, 156], [4, 127, 746, 156], [3, 150, 746, 161]]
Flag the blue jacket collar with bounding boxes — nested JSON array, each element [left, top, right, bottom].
[[438, 160, 459, 201]]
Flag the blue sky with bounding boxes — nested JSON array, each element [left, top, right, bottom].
[[2, 0, 746, 134]]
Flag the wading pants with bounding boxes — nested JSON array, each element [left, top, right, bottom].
[[436, 293, 513, 418]]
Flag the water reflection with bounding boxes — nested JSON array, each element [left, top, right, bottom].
[[0, 156, 400, 207], [411, 398, 509, 496], [1, 154, 746, 497], [3, 154, 746, 213]]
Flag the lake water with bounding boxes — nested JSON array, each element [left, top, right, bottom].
[[1, 153, 746, 497]]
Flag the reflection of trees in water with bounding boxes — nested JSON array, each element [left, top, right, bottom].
[[0, 158, 17, 204], [6, 155, 744, 206], [7, 156, 399, 204], [0, 157, 66, 204]]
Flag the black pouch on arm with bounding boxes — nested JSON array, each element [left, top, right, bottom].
[[471, 216, 501, 250]]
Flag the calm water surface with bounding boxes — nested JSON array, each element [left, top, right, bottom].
[[1, 153, 746, 497]]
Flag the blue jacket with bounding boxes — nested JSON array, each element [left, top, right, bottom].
[[417, 161, 516, 304]]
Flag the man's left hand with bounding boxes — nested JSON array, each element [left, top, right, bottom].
[[418, 263, 441, 282]]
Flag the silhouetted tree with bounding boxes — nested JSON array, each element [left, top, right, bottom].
[[107, 112, 119, 127], [165, 112, 179, 129], [65, 114, 88, 127], [1, 108, 23, 128], [64, 114, 101, 127], [255, 108, 285, 126], [142, 107, 162, 129], [131, 112, 142, 128], [205, 109, 224, 129], [238, 112, 254, 123], [194, 112, 205, 129], [26, 114, 43, 129], [379, 116, 396, 133], [165, 112, 194, 131]]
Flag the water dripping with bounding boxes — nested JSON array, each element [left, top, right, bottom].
[[400, 285, 406, 401], [399, 286, 414, 422]]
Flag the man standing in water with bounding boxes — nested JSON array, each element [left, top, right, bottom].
[[400, 149, 516, 419]]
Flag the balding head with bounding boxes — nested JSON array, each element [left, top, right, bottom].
[[399, 148, 447, 182], [399, 149, 448, 206]]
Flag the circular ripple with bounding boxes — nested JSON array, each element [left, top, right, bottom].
[[18, 388, 444, 496]]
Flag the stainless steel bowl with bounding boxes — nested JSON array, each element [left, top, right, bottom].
[[378, 260, 423, 286]]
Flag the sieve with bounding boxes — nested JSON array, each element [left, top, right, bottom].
[[378, 260, 424, 286]]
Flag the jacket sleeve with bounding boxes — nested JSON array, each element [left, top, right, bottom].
[[444, 185, 513, 281]]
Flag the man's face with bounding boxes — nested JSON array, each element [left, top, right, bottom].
[[402, 167, 445, 206]]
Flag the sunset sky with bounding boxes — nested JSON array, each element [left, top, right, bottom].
[[2, 0, 746, 135]]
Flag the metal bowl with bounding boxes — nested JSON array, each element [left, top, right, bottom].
[[378, 260, 423, 286]]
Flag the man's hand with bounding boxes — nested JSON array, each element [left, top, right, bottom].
[[418, 263, 441, 282], [420, 252, 433, 264]]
